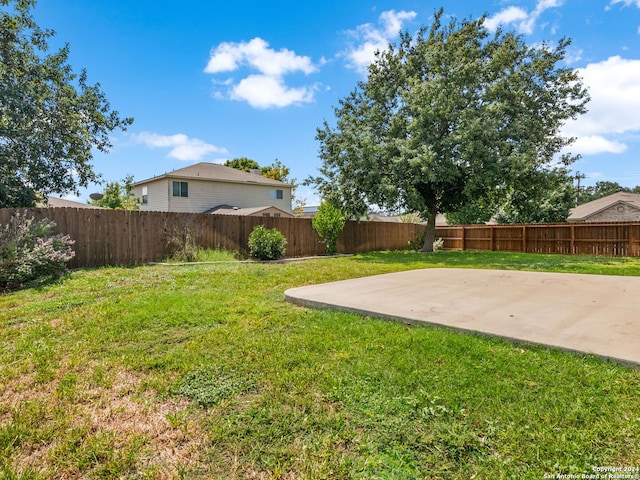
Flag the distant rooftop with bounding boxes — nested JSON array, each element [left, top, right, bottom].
[[134, 162, 292, 187], [38, 197, 104, 209], [569, 192, 640, 221]]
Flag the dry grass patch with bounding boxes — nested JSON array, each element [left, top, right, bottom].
[[2, 364, 210, 478]]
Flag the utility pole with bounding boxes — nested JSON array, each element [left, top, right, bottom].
[[574, 171, 586, 206]]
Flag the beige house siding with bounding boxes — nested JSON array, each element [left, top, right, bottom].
[[583, 203, 640, 222], [133, 179, 169, 212], [133, 177, 292, 214]]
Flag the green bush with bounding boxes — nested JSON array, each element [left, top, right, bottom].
[[248, 225, 287, 260], [312, 203, 346, 256], [408, 229, 444, 252], [0, 213, 75, 291]]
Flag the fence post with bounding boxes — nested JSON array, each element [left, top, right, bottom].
[[462, 226, 466, 251], [630, 224, 638, 257], [522, 225, 527, 253], [490, 225, 495, 251], [570, 224, 575, 254]]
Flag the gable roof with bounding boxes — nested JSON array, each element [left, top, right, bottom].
[[134, 162, 292, 188], [569, 192, 640, 221], [38, 196, 104, 209], [204, 204, 293, 217]]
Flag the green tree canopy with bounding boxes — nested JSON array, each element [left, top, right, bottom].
[[306, 9, 589, 251], [87, 174, 140, 210], [224, 157, 260, 172], [578, 181, 635, 204], [261, 159, 291, 183], [447, 170, 576, 224], [0, 0, 133, 208]]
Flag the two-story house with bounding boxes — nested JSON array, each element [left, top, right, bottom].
[[132, 162, 293, 215]]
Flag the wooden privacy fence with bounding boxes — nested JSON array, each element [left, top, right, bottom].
[[435, 223, 640, 257], [0, 208, 426, 268]]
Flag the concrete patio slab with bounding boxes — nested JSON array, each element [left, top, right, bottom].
[[284, 268, 640, 366]]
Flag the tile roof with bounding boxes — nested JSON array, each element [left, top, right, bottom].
[[134, 162, 291, 187]]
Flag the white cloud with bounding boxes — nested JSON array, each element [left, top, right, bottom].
[[485, 0, 563, 34], [564, 48, 584, 65], [569, 56, 640, 136], [132, 132, 228, 161], [205, 37, 318, 109], [569, 135, 628, 155], [344, 9, 417, 74], [608, 0, 640, 8], [230, 75, 316, 109], [205, 38, 316, 76], [484, 7, 528, 32], [563, 56, 640, 155]]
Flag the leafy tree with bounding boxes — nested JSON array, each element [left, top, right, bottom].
[[448, 171, 575, 224], [88, 174, 140, 210], [261, 159, 291, 183], [579, 181, 631, 204], [224, 157, 260, 172], [312, 203, 346, 256], [306, 9, 589, 251], [0, 0, 133, 208], [494, 174, 575, 223]]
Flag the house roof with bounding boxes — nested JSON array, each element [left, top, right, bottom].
[[38, 197, 104, 209], [134, 162, 292, 188], [568, 192, 640, 221], [205, 204, 292, 217]]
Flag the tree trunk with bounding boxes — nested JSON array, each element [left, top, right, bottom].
[[421, 207, 438, 253]]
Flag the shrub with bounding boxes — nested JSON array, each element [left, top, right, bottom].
[[312, 203, 346, 256], [408, 229, 427, 252], [248, 225, 287, 260], [0, 213, 75, 291], [409, 230, 444, 252]]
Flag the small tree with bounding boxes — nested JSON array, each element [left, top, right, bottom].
[[88, 175, 140, 210], [312, 203, 346, 256]]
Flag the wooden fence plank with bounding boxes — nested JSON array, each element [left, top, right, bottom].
[[4, 207, 640, 267]]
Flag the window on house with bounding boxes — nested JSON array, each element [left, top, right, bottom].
[[270, 189, 283, 200], [142, 187, 148, 205], [262, 213, 271, 217], [172, 181, 188, 197], [274, 213, 281, 218]]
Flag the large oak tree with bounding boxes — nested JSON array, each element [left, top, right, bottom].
[[307, 10, 589, 251], [0, 0, 133, 207]]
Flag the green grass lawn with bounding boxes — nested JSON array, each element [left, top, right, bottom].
[[1, 251, 639, 479]]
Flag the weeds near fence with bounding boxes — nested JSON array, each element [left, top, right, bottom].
[[163, 217, 203, 262]]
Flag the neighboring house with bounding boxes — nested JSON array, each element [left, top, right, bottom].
[[132, 162, 293, 214], [205, 204, 293, 218], [302, 206, 448, 225], [38, 197, 104, 209], [568, 192, 640, 222]]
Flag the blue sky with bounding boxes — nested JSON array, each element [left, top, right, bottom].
[[31, 0, 640, 205]]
